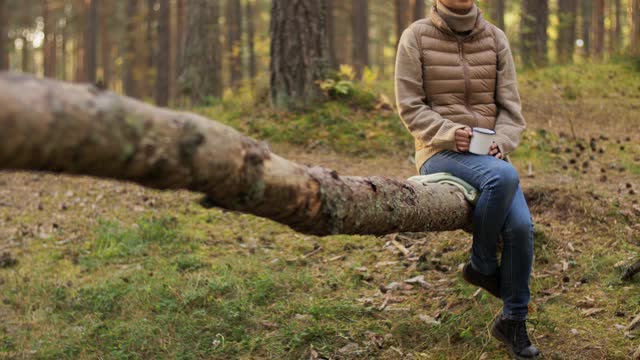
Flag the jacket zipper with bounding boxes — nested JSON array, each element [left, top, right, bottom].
[[458, 40, 480, 128]]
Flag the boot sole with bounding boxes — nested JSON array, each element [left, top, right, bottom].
[[491, 323, 541, 360]]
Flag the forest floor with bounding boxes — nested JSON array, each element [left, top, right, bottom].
[[1, 62, 640, 359]]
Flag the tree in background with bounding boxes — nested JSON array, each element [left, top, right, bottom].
[[414, 0, 426, 21], [633, 0, 640, 55], [226, 0, 243, 88], [520, 0, 548, 67], [592, 0, 605, 59], [484, 0, 505, 30], [557, 0, 577, 63], [180, 0, 223, 105], [0, 0, 8, 71], [580, 0, 592, 57], [351, 0, 369, 77], [99, 1, 116, 87], [246, 0, 257, 82], [156, 0, 170, 106], [84, 0, 97, 83], [270, 0, 329, 110]]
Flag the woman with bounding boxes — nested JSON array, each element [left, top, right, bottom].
[[394, 0, 540, 359]]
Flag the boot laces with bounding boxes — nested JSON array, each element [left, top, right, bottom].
[[511, 319, 532, 350]]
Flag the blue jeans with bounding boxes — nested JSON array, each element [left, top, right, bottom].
[[420, 150, 534, 321]]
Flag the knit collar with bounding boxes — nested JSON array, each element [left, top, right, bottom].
[[434, 0, 480, 34]]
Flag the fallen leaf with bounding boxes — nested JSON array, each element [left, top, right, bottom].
[[418, 314, 441, 326], [404, 275, 430, 288], [338, 342, 359, 354], [581, 308, 604, 317]]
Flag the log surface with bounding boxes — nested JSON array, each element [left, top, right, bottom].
[[0, 72, 473, 236]]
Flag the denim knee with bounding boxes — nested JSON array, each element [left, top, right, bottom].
[[484, 163, 519, 193], [505, 216, 534, 248]]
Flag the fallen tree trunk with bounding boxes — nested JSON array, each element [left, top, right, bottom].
[[0, 72, 472, 236]]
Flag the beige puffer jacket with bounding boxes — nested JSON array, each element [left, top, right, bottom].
[[395, 6, 526, 173]]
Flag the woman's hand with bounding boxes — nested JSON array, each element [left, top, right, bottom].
[[489, 142, 503, 159], [455, 127, 473, 152]]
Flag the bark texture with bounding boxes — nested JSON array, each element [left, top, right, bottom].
[[520, 0, 548, 67], [270, 0, 329, 110], [226, 0, 243, 87], [414, 0, 426, 22], [0, 0, 8, 71], [485, 0, 505, 30], [351, 0, 369, 77], [557, 0, 577, 63], [580, 0, 592, 56], [0, 73, 473, 237], [84, 0, 97, 83], [180, 0, 223, 104], [592, 0, 605, 59], [632, 0, 640, 55], [156, 0, 170, 106]]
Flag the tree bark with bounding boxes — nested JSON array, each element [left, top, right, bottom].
[[43, 0, 54, 77], [580, 0, 592, 57], [226, 0, 243, 88], [327, 0, 337, 69], [155, 0, 170, 106], [246, 0, 257, 82], [100, 0, 112, 87], [180, 0, 223, 104], [124, 0, 139, 97], [395, 0, 411, 46], [0, 72, 472, 236], [413, 0, 426, 21], [352, 0, 369, 77], [270, 0, 329, 110], [632, 0, 640, 55], [557, 0, 577, 63], [0, 0, 8, 71], [520, 0, 548, 67], [485, 0, 505, 30], [84, 0, 97, 83], [592, 0, 605, 59]]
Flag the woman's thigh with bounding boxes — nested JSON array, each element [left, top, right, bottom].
[[420, 150, 517, 191]]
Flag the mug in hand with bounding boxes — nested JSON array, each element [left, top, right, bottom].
[[469, 127, 496, 155]]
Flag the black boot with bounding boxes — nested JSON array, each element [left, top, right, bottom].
[[491, 315, 541, 359], [462, 261, 501, 299]]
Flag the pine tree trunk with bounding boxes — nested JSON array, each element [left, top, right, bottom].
[[352, 0, 369, 77], [632, 0, 640, 55], [43, 0, 54, 77], [100, 0, 111, 87], [0, 0, 8, 71], [612, 0, 622, 55], [61, 18, 67, 80], [395, 0, 411, 45], [327, 0, 337, 69], [226, 0, 243, 88], [155, 0, 170, 106], [124, 0, 140, 97], [557, 0, 577, 63], [487, 0, 505, 30], [521, 0, 548, 67], [246, 0, 257, 81], [581, 0, 592, 57], [180, 0, 223, 104], [270, 0, 329, 110], [592, 0, 605, 59], [84, 0, 97, 83], [146, 0, 157, 99], [414, 0, 426, 21], [0, 72, 474, 237]]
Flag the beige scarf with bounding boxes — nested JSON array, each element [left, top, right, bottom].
[[435, 0, 478, 33]]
